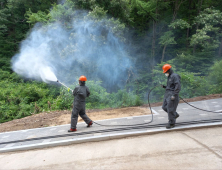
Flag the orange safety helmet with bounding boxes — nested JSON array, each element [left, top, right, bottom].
[[79, 75, 87, 81], [162, 64, 172, 73]]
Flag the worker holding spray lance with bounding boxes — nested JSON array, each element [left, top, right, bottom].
[[57, 76, 93, 132], [161, 64, 181, 129]]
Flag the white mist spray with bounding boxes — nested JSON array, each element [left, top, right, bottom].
[[11, 10, 133, 91], [39, 67, 57, 82]]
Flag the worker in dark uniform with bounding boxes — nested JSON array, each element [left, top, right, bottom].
[[68, 75, 93, 132], [161, 64, 181, 129]]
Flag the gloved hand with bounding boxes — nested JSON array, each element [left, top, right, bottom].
[[68, 88, 70, 92], [161, 85, 166, 89], [171, 95, 175, 101]]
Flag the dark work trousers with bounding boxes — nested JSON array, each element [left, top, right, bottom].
[[162, 90, 179, 125], [71, 102, 92, 129]]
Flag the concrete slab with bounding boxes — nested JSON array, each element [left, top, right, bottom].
[[0, 127, 221, 169], [183, 127, 222, 158]]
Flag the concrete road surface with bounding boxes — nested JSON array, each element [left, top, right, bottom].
[[1, 98, 222, 152], [0, 126, 222, 169]]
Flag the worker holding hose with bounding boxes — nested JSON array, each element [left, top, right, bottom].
[[162, 64, 181, 129], [68, 76, 93, 132]]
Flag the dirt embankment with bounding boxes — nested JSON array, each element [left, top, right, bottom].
[[0, 94, 221, 133]]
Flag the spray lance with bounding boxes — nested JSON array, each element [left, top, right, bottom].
[[39, 67, 73, 92], [57, 80, 73, 93]]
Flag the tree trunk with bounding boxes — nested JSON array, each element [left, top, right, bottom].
[[193, 0, 203, 54], [219, 37, 222, 57], [161, 0, 181, 62], [186, 28, 190, 48], [172, 0, 186, 23], [151, 20, 156, 69], [186, 0, 192, 48], [172, 0, 178, 22], [151, 3, 158, 69], [161, 44, 167, 62], [1, 2, 4, 8]]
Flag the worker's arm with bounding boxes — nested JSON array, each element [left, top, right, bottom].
[[86, 86, 90, 97], [173, 74, 181, 95], [73, 87, 79, 96]]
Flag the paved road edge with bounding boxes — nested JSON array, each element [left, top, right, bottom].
[[1, 121, 222, 153]]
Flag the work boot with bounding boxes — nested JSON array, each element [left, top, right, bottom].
[[166, 123, 175, 129], [68, 128, 77, 132], [87, 121, 93, 127], [175, 113, 180, 119]]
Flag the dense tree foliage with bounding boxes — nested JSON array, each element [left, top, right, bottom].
[[0, 0, 222, 122]]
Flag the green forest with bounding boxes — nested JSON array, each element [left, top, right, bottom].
[[0, 0, 222, 123]]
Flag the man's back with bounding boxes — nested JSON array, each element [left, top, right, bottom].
[[73, 85, 90, 102]]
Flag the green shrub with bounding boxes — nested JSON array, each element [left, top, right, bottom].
[[0, 77, 144, 123], [0, 70, 60, 123], [207, 60, 222, 94], [54, 81, 144, 110]]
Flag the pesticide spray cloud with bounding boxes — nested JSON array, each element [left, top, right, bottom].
[[11, 10, 133, 91]]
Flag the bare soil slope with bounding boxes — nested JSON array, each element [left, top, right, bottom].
[[0, 94, 221, 133]]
